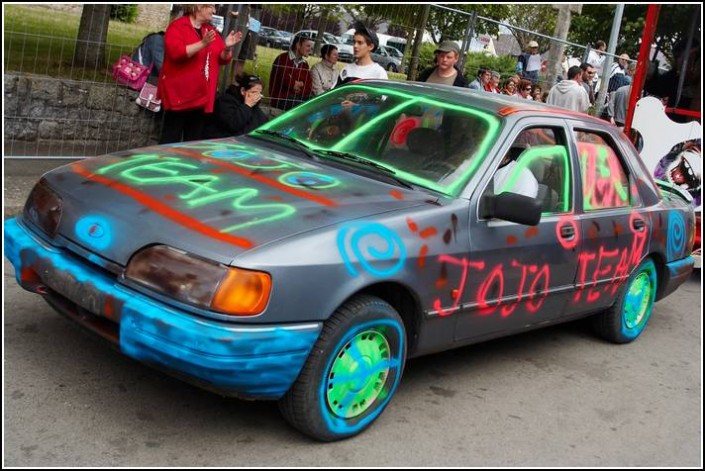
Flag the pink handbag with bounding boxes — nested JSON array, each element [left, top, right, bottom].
[[135, 82, 161, 112], [112, 55, 152, 91]]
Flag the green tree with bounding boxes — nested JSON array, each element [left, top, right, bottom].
[[110, 5, 138, 24], [504, 5, 557, 53], [567, 4, 700, 63], [427, 4, 512, 43]]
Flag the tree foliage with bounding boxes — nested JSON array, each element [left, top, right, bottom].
[[426, 4, 512, 43], [504, 5, 557, 53], [568, 4, 700, 64], [109, 5, 138, 24], [260, 5, 343, 35]]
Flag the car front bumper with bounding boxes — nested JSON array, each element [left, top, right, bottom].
[[4, 217, 321, 399]]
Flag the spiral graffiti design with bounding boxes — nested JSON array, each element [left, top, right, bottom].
[[337, 223, 406, 277], [279, 171, 340, 189], [667, 211, 686, 260]]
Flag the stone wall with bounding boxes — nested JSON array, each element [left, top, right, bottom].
[[36, 4, 171, 29], [136, 5, 172, 30], [4, 74, 162, 157]]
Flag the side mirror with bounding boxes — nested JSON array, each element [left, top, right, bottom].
[[481, 192, 542, 226]]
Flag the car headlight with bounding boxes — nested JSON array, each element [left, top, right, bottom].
[[125, 245, 271, 316], [24, 179, 63, 238]]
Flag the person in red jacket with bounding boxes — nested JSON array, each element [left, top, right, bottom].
[[158, 4, 242, 144], [269, 34, 313, 111]]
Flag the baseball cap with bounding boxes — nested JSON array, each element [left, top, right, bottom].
[[434, 40, 460, 56], [528, 40, 539, 48], [354, 22, 379, 52]]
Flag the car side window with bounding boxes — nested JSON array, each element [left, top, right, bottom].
[[574, 130, 630, 210], [485, 127, 572, 213]]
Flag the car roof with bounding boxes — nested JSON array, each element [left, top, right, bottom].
[[357, 80, 607, 125]]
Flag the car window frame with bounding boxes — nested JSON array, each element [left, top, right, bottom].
[[569, 123, 641, 212], [469, 116, 574, 222]]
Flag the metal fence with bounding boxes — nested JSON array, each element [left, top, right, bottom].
[[3, 4, 165, 158], [3, 3, 629, 159]]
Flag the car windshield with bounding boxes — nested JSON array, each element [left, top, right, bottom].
[[387, 47, 403, 59], [256, 84, 500, 196]]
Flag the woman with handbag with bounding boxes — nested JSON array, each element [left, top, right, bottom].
[[158, 4, 242, 144]]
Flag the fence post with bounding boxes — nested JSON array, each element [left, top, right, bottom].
[[458, 11, 477, 72], [595, 3, 624, 117], [220, 4, 236, 91], [407, 4, 431, 82]]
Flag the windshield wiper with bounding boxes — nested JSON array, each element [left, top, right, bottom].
[[316, 150, 414, 189], [253, 130, 318, 160]]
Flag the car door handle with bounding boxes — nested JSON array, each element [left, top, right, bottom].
[[560, 225, 575, 239], [632, 218, 646, 231]]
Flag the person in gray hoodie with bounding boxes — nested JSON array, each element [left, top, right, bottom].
[[546, 66, 590, 113]]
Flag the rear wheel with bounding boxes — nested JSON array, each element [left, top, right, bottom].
[[593, 258, 658, 343], [387, 63, 398, 72], [279, 295, 406, 441]]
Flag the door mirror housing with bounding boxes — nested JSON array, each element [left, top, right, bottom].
[[481, 192, 542, 226]]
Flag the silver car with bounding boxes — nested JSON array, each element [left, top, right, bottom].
[[372, 45, 404, 72]]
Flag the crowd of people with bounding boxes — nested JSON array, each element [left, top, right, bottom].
[[143, 6, 650, 144]]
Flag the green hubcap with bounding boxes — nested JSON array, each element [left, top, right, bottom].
[[326, 330, 391, 419], [624, 271, 653, 329]]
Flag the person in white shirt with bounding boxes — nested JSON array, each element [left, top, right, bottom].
[[338, 22, 387, 85], [311, 44, 339, 96], [494, 156, 539, 199], [587, 40, 606, 91]]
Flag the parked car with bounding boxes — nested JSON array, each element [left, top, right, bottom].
[[371, 44, 404, 73], [5, 82, 695, 442], [210, 14, 224, 33], [258, 26, 287, 49], [277, 30, 293, 49], [292, 29, 353, 62]]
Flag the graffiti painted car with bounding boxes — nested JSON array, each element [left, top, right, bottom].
[[5, 82, 696, 442]]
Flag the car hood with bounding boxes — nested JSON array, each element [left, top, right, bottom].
[[40, 138, 433, 266]]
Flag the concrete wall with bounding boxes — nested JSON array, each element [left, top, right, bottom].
[[4, 74, 162, 157]]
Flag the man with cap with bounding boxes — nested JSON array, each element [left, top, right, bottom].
[[338, 22, 387, 85], [417, 40, 467, 87], [518, 40, 542, 85]]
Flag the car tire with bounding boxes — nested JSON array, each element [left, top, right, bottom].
[[279, 295, 406, 441], [593, 257, 658, 343], [387, 63, 397, 72]]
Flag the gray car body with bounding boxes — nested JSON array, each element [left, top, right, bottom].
[[5, 81, 695, 398]]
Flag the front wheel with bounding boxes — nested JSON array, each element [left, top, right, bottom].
[[593, 258, 658, 343], [279, 295, 406, 441], [387, 63, 398, 72]]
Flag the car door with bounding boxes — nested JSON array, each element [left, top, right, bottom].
[[454, 119, 581, 342], [568, 125, 650, 313]]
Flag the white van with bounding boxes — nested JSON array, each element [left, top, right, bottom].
[[211, 15, 224, 33], [340, 29, 407, 55]]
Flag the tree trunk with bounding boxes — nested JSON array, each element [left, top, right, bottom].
[[548, 5, 572, 85], [73, 5, 111, 70], [408, 4, 431, 82]]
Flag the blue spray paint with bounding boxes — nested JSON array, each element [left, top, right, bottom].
[[4, 217, 321, 398], [318, 319, 404, 436], [667, 210, 686, 260], [337, 222, 406, 277]]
